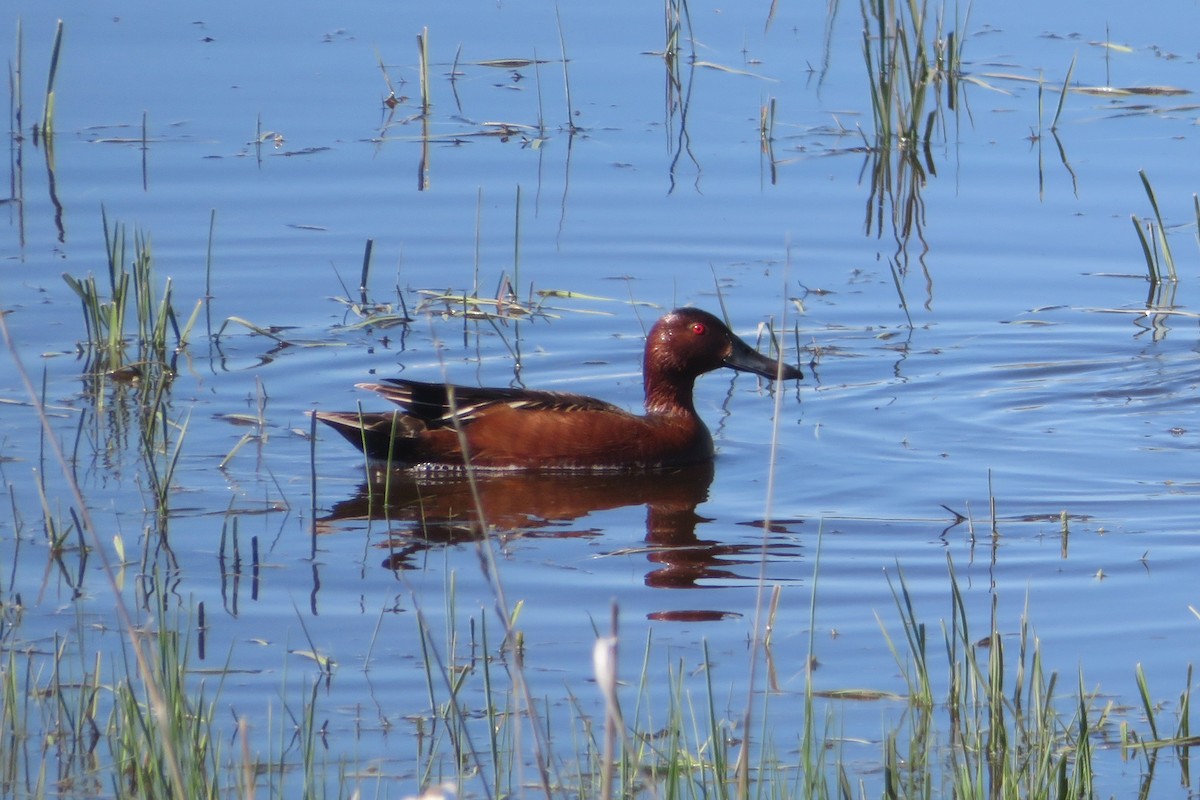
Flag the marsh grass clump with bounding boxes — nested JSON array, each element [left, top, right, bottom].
[[863, 0, 944, 155], [61, 211, 201, 517], [0, 366, 332, 796], [62, 209, 200, 385], [860, 0, 970, 277], [0, 600, 343, 799], [108, 625, 222, 799], [932, 563, 1097, 796]]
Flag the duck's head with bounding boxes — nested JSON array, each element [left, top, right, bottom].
[[643, 308, 803, 404]]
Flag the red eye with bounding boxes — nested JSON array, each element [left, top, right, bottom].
[[691, 323, 706, 335]]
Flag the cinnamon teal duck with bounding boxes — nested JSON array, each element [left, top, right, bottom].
[[313, 307, 802, 470]]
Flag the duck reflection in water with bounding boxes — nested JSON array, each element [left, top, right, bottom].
[[317, 463, 801, 618]]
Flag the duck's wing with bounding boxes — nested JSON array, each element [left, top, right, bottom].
[[359, 379, 626, 428]]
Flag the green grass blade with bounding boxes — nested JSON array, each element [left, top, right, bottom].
[[1051, 53, 1075, 130]]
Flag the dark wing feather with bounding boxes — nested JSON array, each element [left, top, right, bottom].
[[310, 410, 425, 461], [359, 379, 625, 428]]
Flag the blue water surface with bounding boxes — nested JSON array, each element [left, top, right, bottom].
[[3, 1, 1200, 796]]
